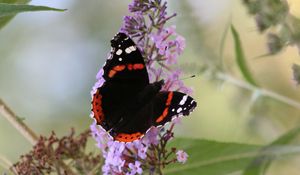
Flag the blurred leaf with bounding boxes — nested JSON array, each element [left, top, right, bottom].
[[219, 21, 230, 61], [0, 3, 65, 17], [0, 2, 65, 30], [243, 126, 300, 175], [0, 0, 30, 3], [0, 0, 30, 30], [231, 25, 259, 87], [164, 138, 261, 175], [219, 20, 231, 72]]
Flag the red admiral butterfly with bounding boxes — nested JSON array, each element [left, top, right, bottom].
[[91, 33, 197, 142]]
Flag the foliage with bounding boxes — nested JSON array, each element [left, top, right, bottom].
[[1, 0, 300, 175], [230, 25, 258, 86], [0, 1, 64, 30]]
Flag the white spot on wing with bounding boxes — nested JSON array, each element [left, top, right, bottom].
[[119, 58, 122, 61], [177, 107, 182, 113], [125, 47, 131, 54], [116, 49, 122, 55], [172, 109, 175, 112], [129, 46, 136, 52], [179, 95, 188, 105]]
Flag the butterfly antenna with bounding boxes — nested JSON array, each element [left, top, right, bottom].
[[179, 75, 196, 81]]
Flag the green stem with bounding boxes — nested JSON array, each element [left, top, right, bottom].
[[0, 154, 12, 170], [217, 73, 300, 109], [0, 98, 38, 145]]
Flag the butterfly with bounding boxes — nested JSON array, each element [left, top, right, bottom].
[[91, 32, 197, 142]]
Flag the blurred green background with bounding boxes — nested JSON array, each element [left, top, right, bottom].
[[1, 0, 300, 174]]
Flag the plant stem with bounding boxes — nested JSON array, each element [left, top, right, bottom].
[[87, 161, 103, 175], [217, 73, 300, 109], [0, 154, 12, 170], [0, 99, 38, 145]]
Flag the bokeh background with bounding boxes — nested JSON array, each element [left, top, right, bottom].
[[1, 0, 300, 174]]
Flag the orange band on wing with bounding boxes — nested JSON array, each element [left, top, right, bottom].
[[127, 64, 133, 70], [166, 91, 173, 106], [156, 107, 169, 123], [113, 65, 126, 71], [108, 70, 117, 78], [109, 64, 144, 78], [108, 65, 126, 78], [92, 91, 104, 124], [114, 132, 144, 142], [155, 92, 174, 123], [127, 64, 144, 71], [133, 63, 144, 70]]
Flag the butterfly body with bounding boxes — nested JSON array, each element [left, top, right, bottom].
[[91, 33, 197, 142]]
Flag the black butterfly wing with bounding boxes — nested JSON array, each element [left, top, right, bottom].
[[103, 32, 149, 84], [92, 33, 149, 131], [111, 91, 197, 142]]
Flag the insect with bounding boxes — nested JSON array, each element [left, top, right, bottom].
[[91, 32, 197, 142]]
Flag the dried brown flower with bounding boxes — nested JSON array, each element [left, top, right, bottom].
[[12, 129, 102, 175]]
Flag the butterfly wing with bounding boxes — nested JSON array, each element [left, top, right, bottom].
[[103, 32, 149, 84], [111, 91, 197, 142], [92, 33, 149, 131]]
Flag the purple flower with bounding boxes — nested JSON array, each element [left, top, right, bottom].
[[176, 150, 188, 164], [103, 142, 126, 173], [102, 164, 111, 175], [96, 68, 104, 80], [149, 26, 185, 65], [129, 0, 156, 13], [121, 12, 146, 47], [175, 35, 186, 54], [172, 117, 181, 125], [127, 161, 143, 175], [90, 122, 111, 151], [91, 0, 193, 174], [143, 127, 159, 145], [91, 66, 105, 97], [137, 144, 148, 159]]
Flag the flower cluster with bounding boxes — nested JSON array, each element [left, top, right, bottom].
[[13, 129, 102, 175], [91, 122, 185, 174], [121, 0, 191, 93], [243, 0, 300, 55], [91, 0, 191, 174]]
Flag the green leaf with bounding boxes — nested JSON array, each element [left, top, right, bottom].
[[163, 138, 261, 175], [243, 126, 300, 175], [0, 0, 30, 30], [231, 24, 258, 87], [0, 2, 65, 30], [0, 3, 65, 17], [219, 20, 230, 61], [0, 0, 30, 3]]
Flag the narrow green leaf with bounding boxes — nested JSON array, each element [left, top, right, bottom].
[[0, 0, 30, 3], [0, 0, 31, 30], [243, 126, 300, 175], [163, 138, 261, 175], [0, 3, 65, 18], [219, 20, 230, 61], [231, 24, 258, 86]]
